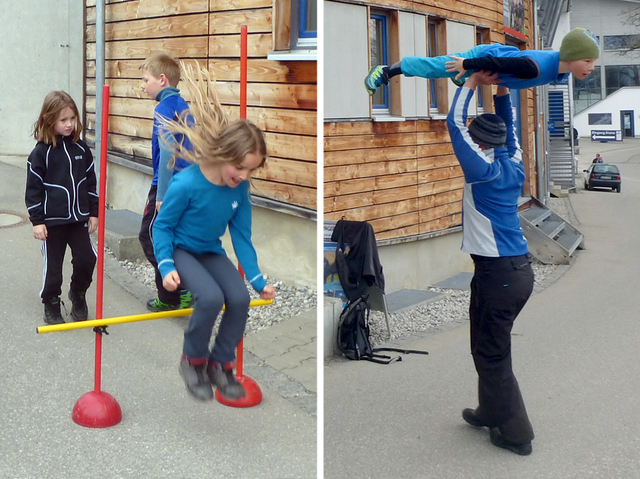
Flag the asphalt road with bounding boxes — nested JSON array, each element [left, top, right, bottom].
[[324, 138, 640, 478], [0, 157, 316, 479]]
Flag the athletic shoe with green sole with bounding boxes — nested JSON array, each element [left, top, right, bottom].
[[364, 65, 388, 95]]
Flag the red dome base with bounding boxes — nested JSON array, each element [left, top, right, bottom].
[[72, 391, 122, 428], [215, 375, 262, 408]]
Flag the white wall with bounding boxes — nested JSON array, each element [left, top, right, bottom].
[[0, 2, 84, 155], [378, 232, 473, 294], [574, 86, 640, 137]]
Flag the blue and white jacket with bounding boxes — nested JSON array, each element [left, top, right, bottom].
[[25, 136, 99, 227], [446, 87, 528, 257], [152, 164, 268, 293]]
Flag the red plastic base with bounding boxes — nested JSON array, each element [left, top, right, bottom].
[[72, 391, 122, 428], [215, 375, 262, 408]]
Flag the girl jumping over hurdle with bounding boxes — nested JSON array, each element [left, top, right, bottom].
[[152, 64, 276, 402]]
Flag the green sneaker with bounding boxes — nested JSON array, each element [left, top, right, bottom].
[[179, 290, 196, 309], [450, 77, 465, 87], [146, 298, 179, 312], [364, 65, 388, 95]]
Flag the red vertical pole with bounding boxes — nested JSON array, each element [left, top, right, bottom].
[[240, 25, 247, 120], [237, 25, 248, 380], [72, 84, 121, 428], [215, 25, 262, 407]]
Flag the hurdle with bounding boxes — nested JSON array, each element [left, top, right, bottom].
[[39, 25, 271, 427], [36, 300, 273, 334]]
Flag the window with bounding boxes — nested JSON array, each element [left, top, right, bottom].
[[604, 35, 640, 51], [370, 12, 390, 113], [605, 65, 640, 96], [270, 0, 316, 60], [573, 65, 601, 114], [293, 0, 317, 48], [476, 28, 487, 112], [428, 20, 440, 113], [588, 113, 612, 125]]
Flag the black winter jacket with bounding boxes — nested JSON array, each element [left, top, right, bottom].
[[25, 136, 99, 226]]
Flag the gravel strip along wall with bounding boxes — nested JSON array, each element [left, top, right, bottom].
[[368, 196, 577, 346]]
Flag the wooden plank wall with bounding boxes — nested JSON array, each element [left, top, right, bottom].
[[324, 0, 538, 241], [85, 0, 317, 211]]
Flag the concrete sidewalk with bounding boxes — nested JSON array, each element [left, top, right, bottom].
[[325, 140, 640, 478], [0, 156, 317, 478]]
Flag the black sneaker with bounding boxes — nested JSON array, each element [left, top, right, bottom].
[[146, 298, 180, 312], [43, 298, 65, 325], [179, 290, 196, 309], [68, 289, 88, 321], [450, 77, 465, 87], [179, 358, 213, 401], [207, 361, 246, 400], [489, 427, 533, 456]]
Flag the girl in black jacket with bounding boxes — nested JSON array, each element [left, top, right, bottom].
[[25, 91, 99, 325]]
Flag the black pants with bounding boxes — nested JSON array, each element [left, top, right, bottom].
[[139, 185, 181, 305], [469, 254, 535, 445], [41, 222, 96, 303]]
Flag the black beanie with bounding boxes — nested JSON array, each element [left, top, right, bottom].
[[468, 114, 507, 148]]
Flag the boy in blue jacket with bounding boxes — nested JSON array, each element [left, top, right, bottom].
[[365, 27, 599, 94], [138, 53, 194, 312], [447, 70, 535, 456]]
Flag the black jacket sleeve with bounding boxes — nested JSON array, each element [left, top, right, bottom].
[[25, 145, 47, 226], [463, 56, 539, 79], [81, 140, 99, 217]]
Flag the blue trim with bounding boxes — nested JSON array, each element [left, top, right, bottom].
[[428, 23, 438, 109], [299, 0, 316, 38], [371, 14, 388, 110]]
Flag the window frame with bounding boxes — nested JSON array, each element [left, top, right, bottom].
[[293, 0, 317, 47], [270, 0, 316, 60], [427, 19, 440, 113], [370, 10, 391, 115]]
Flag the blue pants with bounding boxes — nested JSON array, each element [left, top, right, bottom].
[[401, 44, 486, 82], [174, 248, 250, 364], [469, 254, 535, 445]]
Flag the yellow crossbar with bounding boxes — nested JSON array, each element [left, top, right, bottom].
[[36, 299, 273, 334]]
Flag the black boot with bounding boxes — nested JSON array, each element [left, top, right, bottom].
[[43, 298, 65, 325], [207, 361, 246, 400], [68, 289, 88, 321]]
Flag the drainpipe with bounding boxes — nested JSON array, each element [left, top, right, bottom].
[[95, 0, 105, 174], [534, 0, 547, 203]]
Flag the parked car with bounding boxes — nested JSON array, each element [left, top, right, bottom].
[[583, 163, 621, 192]]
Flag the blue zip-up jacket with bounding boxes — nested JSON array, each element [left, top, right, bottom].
[[446, 87, 528, 257], [152, 87, 192, 200], [25, 136, 99, 227], [402, 44, 569, 90], [152, 164, 268, 292]]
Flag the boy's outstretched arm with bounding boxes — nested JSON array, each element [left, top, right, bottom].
[[446, 55, 539, 80]]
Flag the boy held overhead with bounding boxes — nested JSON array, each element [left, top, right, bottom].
[[365, 27, 599, 94]]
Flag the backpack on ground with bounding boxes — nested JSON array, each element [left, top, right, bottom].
[[337, 295, 429, 364]]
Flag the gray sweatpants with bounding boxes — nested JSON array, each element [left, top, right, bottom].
[[174, 248, 250, 364]]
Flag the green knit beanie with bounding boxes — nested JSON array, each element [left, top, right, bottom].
[[559, 28, 600, 61]]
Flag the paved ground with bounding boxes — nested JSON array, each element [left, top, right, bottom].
[[0, 156, 317, 478], [325, 138, 640, 478]]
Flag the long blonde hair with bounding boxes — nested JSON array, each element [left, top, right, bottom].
[[159, 62, 267, 169], [33, 91, 83, 148]]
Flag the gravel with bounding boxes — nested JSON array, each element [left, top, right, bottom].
[[367, 195, 577, 346], [107, 249, 317, 335]]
